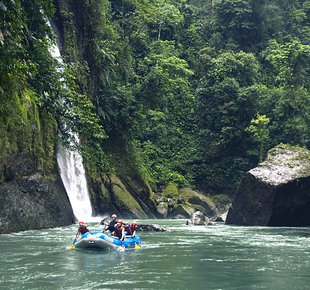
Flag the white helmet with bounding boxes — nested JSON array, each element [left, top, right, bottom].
[[111, 214, 117, 218]]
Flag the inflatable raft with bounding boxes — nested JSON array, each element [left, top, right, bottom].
[[73, 232, 141, 249]]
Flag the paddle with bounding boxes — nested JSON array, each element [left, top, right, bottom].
[[69, 229, 79, 250]]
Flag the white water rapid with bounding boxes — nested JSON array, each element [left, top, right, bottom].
[[48, 21, 96, 222]]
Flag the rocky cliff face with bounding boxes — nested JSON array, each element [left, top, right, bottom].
[[89, 173, 157, 219], [0, 90, 74, 234], [226, 144, 310, 226]]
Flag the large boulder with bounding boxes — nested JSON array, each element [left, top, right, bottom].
[[0, 174, 74, 234], [186, 211, 213, 225], [226, 144, 310, 226]]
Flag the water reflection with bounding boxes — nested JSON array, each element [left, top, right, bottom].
[[62, 248, 139, 271]]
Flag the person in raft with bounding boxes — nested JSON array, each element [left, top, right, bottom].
[[113, 220, 125, 240], [78, 221, 90, 236], [121, 221, 139, 241], [104, 214, 118, 234]]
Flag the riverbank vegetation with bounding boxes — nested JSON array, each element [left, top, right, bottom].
[[2, 0, 310, 196]]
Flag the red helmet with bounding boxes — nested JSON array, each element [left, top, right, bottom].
[[117, 220, 123, 224], [131, 222, 138, 228], [79, 221, 86, 226]]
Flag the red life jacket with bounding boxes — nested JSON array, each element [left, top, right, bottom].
[[79, 225, 89, 234], [126, 224, 137, 236], [114, 225, 123, 239]]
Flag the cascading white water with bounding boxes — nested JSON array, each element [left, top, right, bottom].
[[48, 21, 94, 222], [56, 134, 93, 221]]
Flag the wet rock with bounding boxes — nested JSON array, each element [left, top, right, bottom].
[[138, 224, 171, 232], [215, 210, 229, 222], [167, 198, 176, 208], [226, 144, 310, 226], [0, 173, 74, 234], [186, 211, 214, 225], [154, 186, 230, 220]]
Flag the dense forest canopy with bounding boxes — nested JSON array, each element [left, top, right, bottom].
[[1, 0, 310, 195]]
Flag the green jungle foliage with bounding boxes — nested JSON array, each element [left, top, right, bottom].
[[2, 0, 310, 194], [0, 0, 107, 175]]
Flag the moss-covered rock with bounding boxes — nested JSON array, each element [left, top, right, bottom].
[[153, 186, 224, 219], [157, 202, 169, 218], [89, 173, 152, 218], [110, 175, 148, 218], [0, 89, 74, 234], [179, 188, 217, 217], [227, 144, 310, 226], [163, 183, 179, 198], [170, 204, 195, 219], [86, 136, 158, 218]]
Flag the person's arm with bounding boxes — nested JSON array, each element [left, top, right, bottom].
[[120, 227, 125, 241]]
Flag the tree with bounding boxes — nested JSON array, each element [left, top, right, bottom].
[[246, 113, 270, 162], [212, 0, 255, 50], [134, 40, 195, 186], [196, 50, 260, 190], [154, 1, 183, 40], [261, 40, 310, 148]]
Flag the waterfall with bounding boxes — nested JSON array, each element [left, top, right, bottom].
[[48, 20, 94, 222], [56, 134, 93, 222]]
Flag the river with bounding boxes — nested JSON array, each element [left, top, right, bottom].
[[1, 220, 310, 289]]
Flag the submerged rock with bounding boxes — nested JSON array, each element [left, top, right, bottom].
[[226, 144, 310, 226]]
